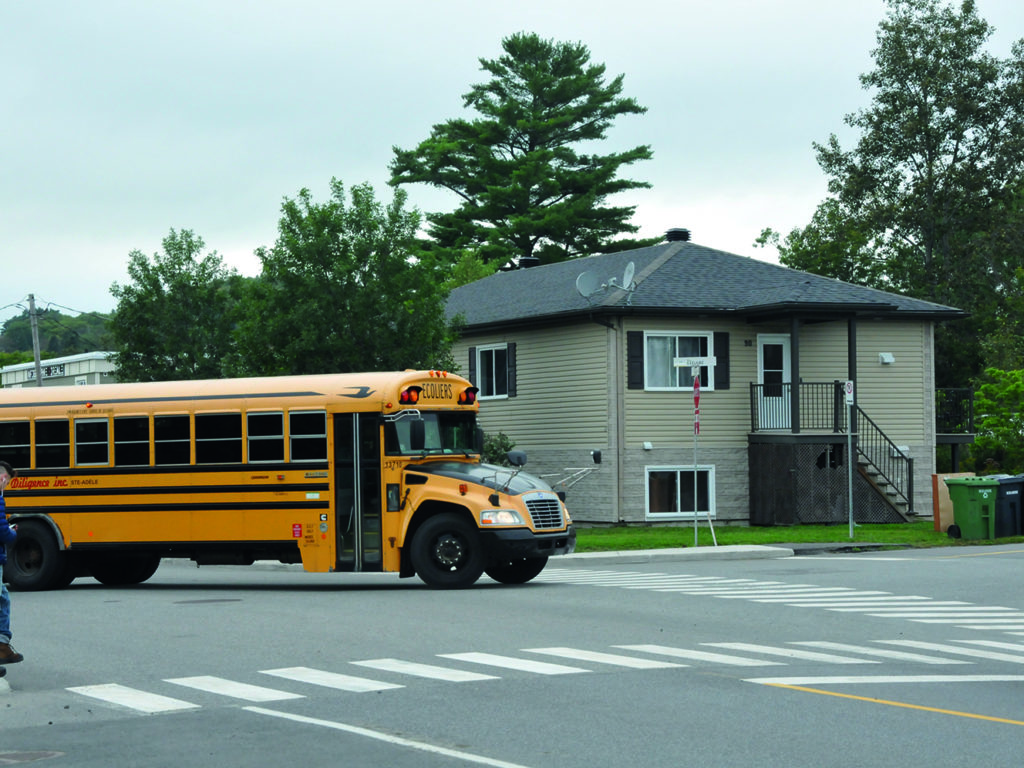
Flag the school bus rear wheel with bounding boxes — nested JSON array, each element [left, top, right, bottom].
[[88, 555, 162, 586], [410, 513, 485, 589], [7, 519, 71, 592]]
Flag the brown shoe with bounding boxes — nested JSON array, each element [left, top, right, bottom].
[[0, 643, 24, 664]]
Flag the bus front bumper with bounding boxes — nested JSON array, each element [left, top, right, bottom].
[[480, 526, 576, 560]]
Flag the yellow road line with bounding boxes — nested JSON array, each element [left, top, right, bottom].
[[765, 683, 1024, 726]]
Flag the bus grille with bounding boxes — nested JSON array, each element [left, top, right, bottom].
[[525, 496, 564, 530]]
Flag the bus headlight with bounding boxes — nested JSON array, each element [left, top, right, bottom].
[[480, 509, 525, 526]]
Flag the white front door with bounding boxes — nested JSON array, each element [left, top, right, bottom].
[[757, 334, 791, 429]]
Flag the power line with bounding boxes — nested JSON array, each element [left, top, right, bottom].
[[38, 299, 112, 320]]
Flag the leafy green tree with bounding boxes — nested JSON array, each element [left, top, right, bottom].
[[1, 308, 111, 356], [228, 180, 456, 376], [109, 229, 242, 382], [390, 32, 655, 266], [0, 351, 34, 369], [756, 198, 885, 288], [970, 368, 1024, 473], [763, 0, 1024, 382]]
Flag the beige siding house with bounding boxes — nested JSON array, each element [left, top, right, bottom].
[[446, 232, 967, 526]]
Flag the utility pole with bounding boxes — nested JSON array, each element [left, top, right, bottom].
[[28, 293, 44, 387]]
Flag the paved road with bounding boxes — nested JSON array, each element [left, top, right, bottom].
[[3, 543, 1024, 767]]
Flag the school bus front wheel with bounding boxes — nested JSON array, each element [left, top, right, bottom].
[[410, 513, 487, 589], [484, 556, 548, 584]]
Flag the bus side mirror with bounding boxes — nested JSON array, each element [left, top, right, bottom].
[[592, 450, 602, 465], [507, 450, 527, 467], [410, 419, 426, 451]]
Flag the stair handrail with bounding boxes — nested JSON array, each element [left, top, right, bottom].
[[854, 405, 914, 514]]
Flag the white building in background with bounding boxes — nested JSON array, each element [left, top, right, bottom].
[[1, 352, 117, 388]]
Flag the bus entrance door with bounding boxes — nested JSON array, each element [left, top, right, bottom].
[[333, 413, 383, 572]]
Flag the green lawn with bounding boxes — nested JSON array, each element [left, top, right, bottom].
[[573, 520, 1024, 552]]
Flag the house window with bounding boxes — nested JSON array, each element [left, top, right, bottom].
[[646, 465, 715, 521], [644, 332, 713, 390], [470, 343, 517, 399]]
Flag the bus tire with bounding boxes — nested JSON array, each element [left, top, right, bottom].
[[410, 513, 485, 589], [484, 556, 549, 585], [6, 519, 70, 591], [88, 555, 161, 586]]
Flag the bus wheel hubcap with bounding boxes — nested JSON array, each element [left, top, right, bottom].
[[434, 535, 464, 567]]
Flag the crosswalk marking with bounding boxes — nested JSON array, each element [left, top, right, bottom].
[[790, 641, 972, 665], [714, 588, 868, 598], [67, 635, 1024, 716], [261, 667, 403, 692], [437, 652, 589, 675], [821, 601, 973, 610], [350, 658, 499, 682], [540, 569, 1024, 638], [959, 640, 1024, 652], [746, 674, 1024, 686], [704, 642, 880, 665], [751, 592, 896, 603], [907, 617, 1024, 624], [627, 578, 760, 589], [613, 644, 784, 666], [523, 647, 685, 669], [67, 683, 200, 713], [656, 583, 814, 593], [165, 675, 304, 702], [868, 611, 1023, 618], [881, 640, 1024, 663]]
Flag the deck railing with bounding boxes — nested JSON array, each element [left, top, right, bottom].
[[936, 388, 974, 435]]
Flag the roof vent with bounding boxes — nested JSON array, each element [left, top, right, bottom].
[[665, 228, 691, 242], [518, 256, 541, 269]]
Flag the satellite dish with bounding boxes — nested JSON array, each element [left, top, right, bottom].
[[622, 261, 635, 290], [576, 271, 600, 299]]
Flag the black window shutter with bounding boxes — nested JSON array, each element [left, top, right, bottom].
[[467, 347, 476, 386], [627, 331, 644, 390], [506, 343, 517, 398], [713, 332, 730, 390]]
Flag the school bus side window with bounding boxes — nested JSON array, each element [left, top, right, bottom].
[[154, 415, 190, 465], [196, 413, 242, 464], [289, 411, 326, 462], [115, 416, 151, 466], [75, 418, 109, 466], [248, 412, 284, 463], [0, 421, 31, 470], [36, 419, 70, 469]]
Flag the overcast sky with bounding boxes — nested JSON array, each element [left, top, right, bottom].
[[4, 0, 1024, 327]]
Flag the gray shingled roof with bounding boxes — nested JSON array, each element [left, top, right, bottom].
[[446, 240, 966, 330]]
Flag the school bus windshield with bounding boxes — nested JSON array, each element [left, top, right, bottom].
[[384, 411, 478, 456]]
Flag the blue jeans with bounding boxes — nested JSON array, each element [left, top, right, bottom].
[[0, 562, 10, 644]]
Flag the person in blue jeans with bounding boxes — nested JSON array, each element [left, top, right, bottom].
[[0, 460, 24, 672]]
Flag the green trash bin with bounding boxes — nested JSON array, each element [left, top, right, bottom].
[[944, 476, 1001, 539]]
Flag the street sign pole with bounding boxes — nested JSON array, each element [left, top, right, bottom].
[[674, 356, 717, 547], [845, 379, 855, 540]]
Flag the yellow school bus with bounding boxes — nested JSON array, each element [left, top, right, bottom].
[[0, 370, 576, 590]]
